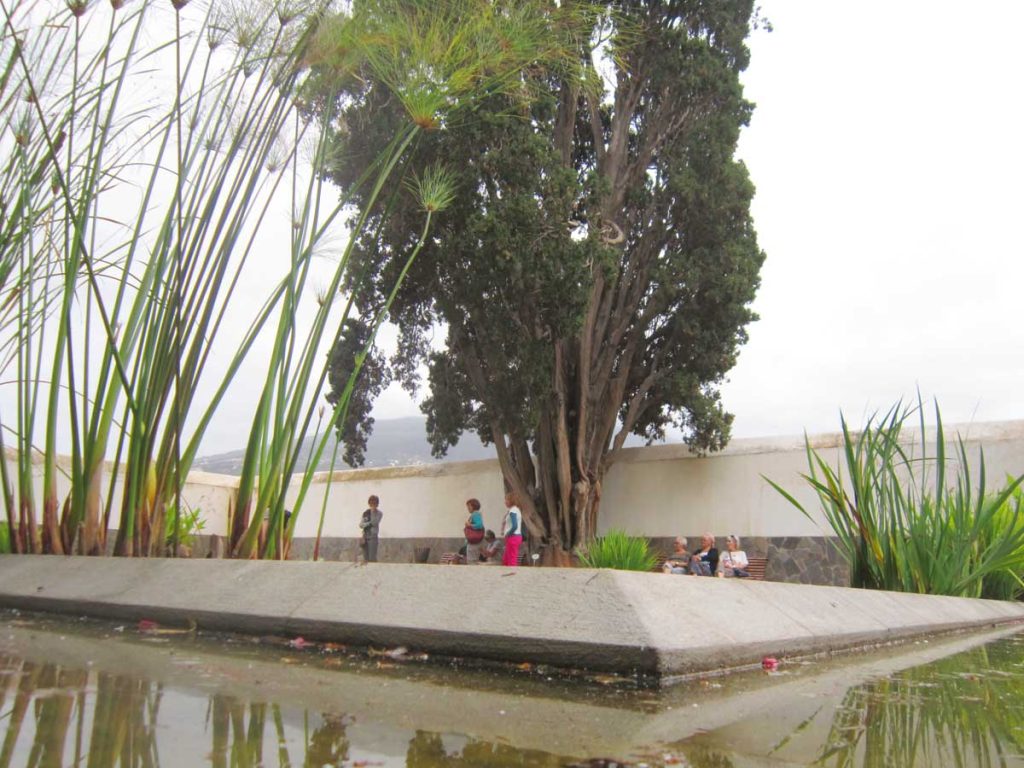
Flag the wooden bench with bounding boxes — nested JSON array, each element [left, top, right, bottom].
[[440, 550, 528, 565], [656, 553, 768, 579], [746, 556, 767, 581]]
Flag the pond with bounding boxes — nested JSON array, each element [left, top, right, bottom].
[[1, 610, 1023, 767]]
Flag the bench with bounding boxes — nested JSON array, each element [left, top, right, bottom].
[[746, 556, 767, 581], [440, 550, 528, 565], [656, 553, 768, 579]]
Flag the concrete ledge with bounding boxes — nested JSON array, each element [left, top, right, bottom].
[[1, 556, 1022, 681]]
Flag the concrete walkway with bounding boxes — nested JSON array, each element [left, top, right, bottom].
[[1, 556, 1022, 681]]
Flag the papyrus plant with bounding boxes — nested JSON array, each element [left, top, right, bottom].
[[0, 0, 590, 558], [767, 399, 1024, 597], [0, 0, 335, 555], [228, 0, 592, 559]]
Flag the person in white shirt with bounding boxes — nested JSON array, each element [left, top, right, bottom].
[[717, 534, 750, 578]]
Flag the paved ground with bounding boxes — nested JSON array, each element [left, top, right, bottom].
[[1, 556, 1022, 681]]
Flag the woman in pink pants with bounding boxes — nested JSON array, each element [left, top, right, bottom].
[[501, 493, 523, 567]]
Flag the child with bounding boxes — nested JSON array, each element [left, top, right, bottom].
[[359, 495, 383, 563]]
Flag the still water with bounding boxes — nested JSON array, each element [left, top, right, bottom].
[[1, 610, 1023, 767]]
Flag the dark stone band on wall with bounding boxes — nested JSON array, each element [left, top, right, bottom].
[[191, 534, 848, 587]]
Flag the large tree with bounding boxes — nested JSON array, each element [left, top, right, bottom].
[[326, 0, 766, 556]]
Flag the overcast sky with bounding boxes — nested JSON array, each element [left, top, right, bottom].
[[714, 0, 1024, 440]]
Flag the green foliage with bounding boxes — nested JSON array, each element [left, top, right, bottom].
[[164, 506, 205, 551], [767, 400, 1024, 598], [323, 0, 765, 549], [979, 485, 1024, 600], [0, 523, 9, 554], [577, 529, 657, 572], [0, 0, 580, 559]]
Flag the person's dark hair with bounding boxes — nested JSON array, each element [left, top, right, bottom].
[[368, 495, 379, 506], [484, 529, 495, 540], [466, 498, 481, 511]]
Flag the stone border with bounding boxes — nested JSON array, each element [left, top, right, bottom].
[[1, 556, 1022, 682]]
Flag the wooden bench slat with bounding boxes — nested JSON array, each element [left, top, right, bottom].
[[746, 556, 767, 581]]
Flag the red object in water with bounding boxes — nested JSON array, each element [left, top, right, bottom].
[[138, 619, 158, 632], [289, 637, 309, 649], [762, 656, 779, 671]]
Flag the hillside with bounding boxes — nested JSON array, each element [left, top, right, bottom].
[[193, 416, 496, 475]]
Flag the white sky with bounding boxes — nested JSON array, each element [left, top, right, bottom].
[[718, 0, 1024, 439]]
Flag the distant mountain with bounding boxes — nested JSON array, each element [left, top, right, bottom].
[[193, 416, 496, 475]]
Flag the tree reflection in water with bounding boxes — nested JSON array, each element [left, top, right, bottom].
[[405, 729, 563, 767]]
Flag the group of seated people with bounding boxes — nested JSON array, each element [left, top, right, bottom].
[[662, 533, 750, 578]]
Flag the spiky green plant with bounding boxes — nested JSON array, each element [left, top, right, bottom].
[[577, 529, 658, 571], [766, 399, 1024, 597]]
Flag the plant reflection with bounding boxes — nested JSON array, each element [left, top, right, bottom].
[[813, 641, 1024, 767], [5, 638, 1024, 768], [0, 656, 355, 768]]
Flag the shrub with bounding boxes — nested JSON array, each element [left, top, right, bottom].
[[577, 530, 658, 571], [767, 399, 1024, 598], [164, 507, 205, 551]]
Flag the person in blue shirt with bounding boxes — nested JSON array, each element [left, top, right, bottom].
[[464, 498, 485, 564]]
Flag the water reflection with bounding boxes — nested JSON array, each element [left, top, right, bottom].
[[811, 640, 1024, 767], [0, 654, 574, 767], [3, 626, 1024, 767], [678, 635, 1024, 767]]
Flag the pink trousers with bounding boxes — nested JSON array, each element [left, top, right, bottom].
[[503, 534, 522, 567]]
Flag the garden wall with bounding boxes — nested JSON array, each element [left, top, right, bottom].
[[9, 420, 1024, 585]]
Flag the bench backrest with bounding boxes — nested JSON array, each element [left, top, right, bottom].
[[746, 556, 767, 581]]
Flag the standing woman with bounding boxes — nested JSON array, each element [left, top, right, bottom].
[[464, 498, 485, 564], [359, 495, 383, 563], [501, 493, 524, 567]]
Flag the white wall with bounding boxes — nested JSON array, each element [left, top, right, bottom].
[[599, 421, 1024, 537], [8, 420, 1024, 542]]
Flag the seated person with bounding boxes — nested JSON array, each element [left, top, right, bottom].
[[662, 536, 691, 574], [480, 530, 504, 563], [717, 534, 750, 578], [689, 533, 719, 576]]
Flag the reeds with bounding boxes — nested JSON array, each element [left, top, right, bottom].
[[767, 399, 1024, 597], [0, 0, 591, 559]]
